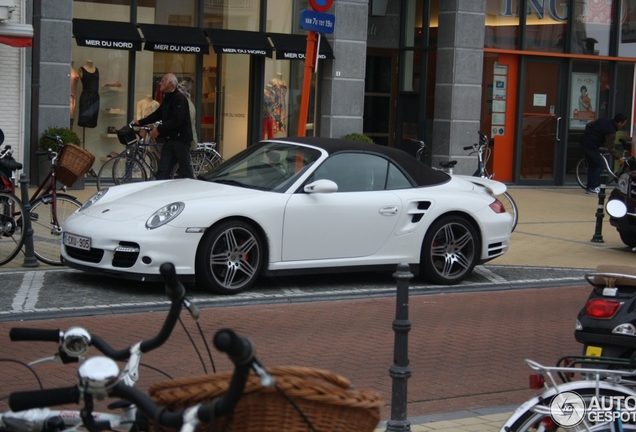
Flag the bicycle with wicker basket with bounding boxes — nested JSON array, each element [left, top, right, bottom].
[[96, 124, 223, 191], [0, 135, 94, 266], [7, 326, 383, 432]]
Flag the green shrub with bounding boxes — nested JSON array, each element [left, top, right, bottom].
[[341, 133, 374, 143], [39, 127, 81, 152]]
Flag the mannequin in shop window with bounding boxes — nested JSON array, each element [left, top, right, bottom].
[[263, 84, 275, 139], [269, 73, 287, 133], [70, 61, 79, 128], [137, 95, 160, 120], [77, 60, 100, 128]]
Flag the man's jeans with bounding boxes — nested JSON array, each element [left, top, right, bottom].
[[580, 145, 607, 189]]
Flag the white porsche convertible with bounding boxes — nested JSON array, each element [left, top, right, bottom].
[[62, 137, 513, 294]]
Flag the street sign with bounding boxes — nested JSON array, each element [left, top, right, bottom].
[[308, 0, 333, 12], [300, 9, 335, 34]]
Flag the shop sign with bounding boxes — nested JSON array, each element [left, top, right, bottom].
[[282, 52, 328, 59], [500, 0, 627, 23], [81, 39, 137, 50], [221, 48, 268, 55], [146, 43, 203, 53]]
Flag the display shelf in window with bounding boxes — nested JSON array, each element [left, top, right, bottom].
[[101, 133, 118, 138], [101, 86, 125, 93]]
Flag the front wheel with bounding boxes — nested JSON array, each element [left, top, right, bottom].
[[420, 215, 479, 285], [497, 191, 518, 232], [189, 151, 215, 177], [30, 194, 81, 266], [112, 156, 147, 185], [196, 220, 264, 295], [0, 192, 25, 266], [576, 158, 588, 189]]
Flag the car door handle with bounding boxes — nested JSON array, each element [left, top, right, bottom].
[[379, 206, 399, 215]]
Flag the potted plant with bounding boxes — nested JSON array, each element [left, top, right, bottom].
[[37, 127, 84, 189], [341, 133, 374, 143]]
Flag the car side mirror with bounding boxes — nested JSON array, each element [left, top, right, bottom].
[[304, 179, 338, 194]]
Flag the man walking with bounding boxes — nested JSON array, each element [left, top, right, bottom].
[[579, 113, 628, 194], [134, 73, 194, 179]]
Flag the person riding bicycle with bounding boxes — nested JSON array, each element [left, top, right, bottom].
[[133, 73, 194, 180], [579, 113, 628, 194]]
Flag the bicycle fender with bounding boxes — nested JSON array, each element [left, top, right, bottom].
[[499, 380, 636, 431], [454, 175, 507, 195]]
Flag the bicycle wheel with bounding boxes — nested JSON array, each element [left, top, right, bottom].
[[112, 156, 147, 185], [503, 388, 636, 432], [96, 157, 118, 191], [190, 151, 215, 177], [30, 194, 81, 266], [497, 191, 518, 232], [0, 191, 25, 266], [205, 149, 224, 168], [576, 158, 588, 189]]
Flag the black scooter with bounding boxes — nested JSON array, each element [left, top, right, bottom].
[[574, 265, 636, 362]]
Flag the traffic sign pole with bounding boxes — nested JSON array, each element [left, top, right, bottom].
[[297, 30, 319, 137]]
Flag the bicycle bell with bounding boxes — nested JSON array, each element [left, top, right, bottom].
[[78, 356, 120, 399], [62, 326, 91, 357]]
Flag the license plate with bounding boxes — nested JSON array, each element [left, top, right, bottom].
[[63, 232, 91, 251], [586, 345, 603, 357]]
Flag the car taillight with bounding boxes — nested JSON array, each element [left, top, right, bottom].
[[585, 299, 621, 318], [489, 198, 505, 213], [529, 373, 544, 389]]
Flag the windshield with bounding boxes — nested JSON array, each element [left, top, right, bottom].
[[201, 142, 323, 192]]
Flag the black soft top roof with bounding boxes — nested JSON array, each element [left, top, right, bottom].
[[270, 137, 451, 187]]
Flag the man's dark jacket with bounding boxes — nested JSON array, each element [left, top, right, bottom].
[[138, 90, 192, 144], [580, 117, 622, 159]]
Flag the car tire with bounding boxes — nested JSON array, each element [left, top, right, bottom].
[[420, 215, 479, 285], [196, 220, 264, 295], [619, 230, 636, 248]]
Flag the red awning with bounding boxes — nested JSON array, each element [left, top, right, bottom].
[[0, 23, 33, 47]]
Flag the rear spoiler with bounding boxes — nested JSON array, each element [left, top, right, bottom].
[[454, 175, 507, 195]]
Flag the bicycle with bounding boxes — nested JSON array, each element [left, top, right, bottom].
[[1, 262, 206, 432], [96, 124, 223, 191], [413, 132, 519, 231], [575, 139, 635, 190], [0, 136, 84, 266]]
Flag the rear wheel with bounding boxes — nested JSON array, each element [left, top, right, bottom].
[[576, 158, 588, 189], [0, 192, 25, 266], [189, 151, 215, 177], [503, 388, 636, 431], [196, 220, 264, 295], [96, 157, 117, 190], [420, 215, 479, 285], [30, 194, 81, 266]]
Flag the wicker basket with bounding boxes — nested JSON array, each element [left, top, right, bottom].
[[56, 145, 95, 187], [148, 366, 383, 432]]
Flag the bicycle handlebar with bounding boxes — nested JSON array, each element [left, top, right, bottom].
[[9, 329, 259, 432], [10, 262, 190, 361]]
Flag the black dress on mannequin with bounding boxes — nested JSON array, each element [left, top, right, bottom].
[[77, 66, 100, 128]]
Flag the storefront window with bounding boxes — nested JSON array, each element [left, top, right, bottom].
[[204, 0, 260, 31], [72, 1, 133, 171], [485, 0, 518, 49], [570, 0, 614, 56], [138, 0, 197, 26], [523, 1, 567, 52], [619, 0, 636, 57]]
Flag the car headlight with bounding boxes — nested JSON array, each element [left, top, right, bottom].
[[617, 173, 631, 194], [79, 188, 109, 211], [146, 202, 185, 229]]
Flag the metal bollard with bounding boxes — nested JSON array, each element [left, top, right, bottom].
[[591, 170, 607, 243], [385, 262, 413, 432], [20, 174, 38, 267]]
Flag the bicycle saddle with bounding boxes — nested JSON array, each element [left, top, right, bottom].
[[439, 160, 458, 169]]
